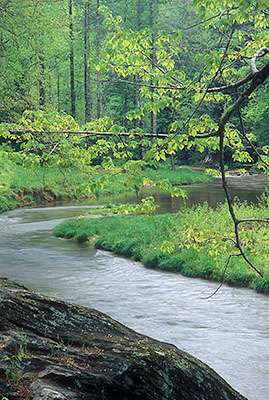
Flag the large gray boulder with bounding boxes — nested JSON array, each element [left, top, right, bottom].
[[0, 278, 246, 399]]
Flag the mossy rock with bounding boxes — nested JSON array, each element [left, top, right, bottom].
[[0, 278, 246, 400]]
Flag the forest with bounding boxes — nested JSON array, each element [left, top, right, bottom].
[[0, 0, 268, 138], [0, 0, 268, 289]]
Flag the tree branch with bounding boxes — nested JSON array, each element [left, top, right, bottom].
[[99, 77, 184, 90], [8, 130, 169, 138], [207, 71, 254, 93], [207, 47, 269, 93], [237, 219, 269, 224], [171, 7, 238, 32], [236, 88, 269, 168], [251, 47, 269, 74], [201, 253, 241, 300]]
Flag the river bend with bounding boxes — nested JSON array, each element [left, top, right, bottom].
[[0, 176, 268, 400]]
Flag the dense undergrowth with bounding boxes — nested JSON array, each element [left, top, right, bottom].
[[53, 198, 269, 293], [0, 153, 210, 213]]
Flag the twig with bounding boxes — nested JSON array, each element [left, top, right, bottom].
[[201, 253, 241, 299], [222, 237, 238, 246], [48, 142, 60, 156], [238, 219, 269, 224]]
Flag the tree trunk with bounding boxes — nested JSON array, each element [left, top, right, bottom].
[[150, 0, 157, 137], [84, 0, 91, 123], [96, 0, 101, 119], [57, 74, 60, 111], [39, 54, 45, 107], [137, 0, 145, 166], [170, 153, 175, 171], [69, 0, 76, 118], [171, 106, 176, 170]]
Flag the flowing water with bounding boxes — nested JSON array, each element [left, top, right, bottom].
[[0, 175, 268, 400]]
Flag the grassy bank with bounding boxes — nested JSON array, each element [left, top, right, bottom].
[[0, 152, 210, 213], [53, 198, 269, 293]]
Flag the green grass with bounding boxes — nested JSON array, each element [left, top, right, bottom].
[[53, 198, 269, 293], [145, 166, 211, 185], [0, 152, 210, 213]]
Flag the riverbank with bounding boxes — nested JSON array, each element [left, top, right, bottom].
[[0, 156, 210, 213], [53, 199, 269, 293]]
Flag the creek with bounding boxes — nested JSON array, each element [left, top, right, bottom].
[[0, 175, 268, 400]]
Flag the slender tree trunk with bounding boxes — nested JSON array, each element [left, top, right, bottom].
[[133, 75, 137, 129], [150, 0, 157, 136], [69, 0, 76, 118], [170, 153, 175, 171], [96, 0, 101, 119], [84, 0, 91, 122], [39, 54, 45, 107], [137, 0, 144, 165], [170, 105, 176, 171], [57, 74, 60, 111], [124, 92, 128, 129]]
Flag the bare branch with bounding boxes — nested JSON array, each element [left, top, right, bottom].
[[238, 219, 269, 224], [222, 237, 238, 246], [48, 142, 60, 156], [218, 96, 265, 278], [251, 47, 269, 74], [201, 253, 241, 300]]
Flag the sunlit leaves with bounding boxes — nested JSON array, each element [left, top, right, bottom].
[[112, 196, 157, 215]]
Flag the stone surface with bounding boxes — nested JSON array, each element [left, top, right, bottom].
[[0, 278, 247, 399]]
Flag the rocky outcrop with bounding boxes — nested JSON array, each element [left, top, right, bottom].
[[0, 278, 246, 400]]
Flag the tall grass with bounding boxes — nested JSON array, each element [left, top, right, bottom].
[[0, 154, 210, 213], [145, 166, 210, 185], [53, 198, 269, 293]]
